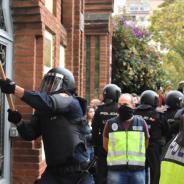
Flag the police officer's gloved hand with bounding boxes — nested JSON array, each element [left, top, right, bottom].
[[0, 78, 16, 94], [8, 109, 22, 125]]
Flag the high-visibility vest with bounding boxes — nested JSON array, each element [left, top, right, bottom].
[[159, 135, 184, 184], [107, 116, 146, 168]]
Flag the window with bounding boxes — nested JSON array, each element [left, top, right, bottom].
[[80, 13, 84, 32], [59, 45, 65, 68], [140, 17, 145, 22], [0, 0, 6, 30], [43, 31, 55, 74], [85, 36, 90, 102], [139, 2, 150, 11], [45, 0, 54, 13], [0, 44, 5, 178], [95, 36, 100, 98], [129, 4, 139, 12]]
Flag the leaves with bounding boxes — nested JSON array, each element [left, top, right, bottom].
[[112, 16, 166, 94], [150, 1, 184, 88]]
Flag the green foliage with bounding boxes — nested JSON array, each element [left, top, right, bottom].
[[150, 1, 184, 58], [112, 17, 166, 94], [150, 0, 184, 88], [162, 51, 184, 88], [159, 0, 177, 7]]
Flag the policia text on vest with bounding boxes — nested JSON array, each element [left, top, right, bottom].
[[160, 135, 184, 184]]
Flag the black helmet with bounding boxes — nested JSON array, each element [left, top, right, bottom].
[[140, 90, 159, 108], [103, 84, 121, 103], [165, 90, 184, 109], [40, 67, 75, 94]]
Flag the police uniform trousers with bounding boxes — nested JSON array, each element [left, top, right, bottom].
[[96, 148, 107, 184], [34, 168, 94, 184], [146, 142, 161, 184]]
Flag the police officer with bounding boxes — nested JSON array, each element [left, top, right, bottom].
[[0, 67, 94, 184], [159, 113, 184, 184], [92, 84, 121, 184], [134, 90, 168, 184], [103, 93, 149, 184], [164, 90, 184, 143]]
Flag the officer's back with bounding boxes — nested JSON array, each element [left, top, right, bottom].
[[134, 90, 167, 184], [164, 90, 184, 143], [92, 84, 121, 184], [135, 104, 163, 143], [134, 90, 167, 144]]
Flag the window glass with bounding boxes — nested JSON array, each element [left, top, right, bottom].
[[95, 36, 100, 98], [0, 0, 6, 30], [59, 45, 65, 68], [43, 31, 55, 74], [45, 0, 53, 13], [85, 36, 90, 102], [0, 43, 5, 178]]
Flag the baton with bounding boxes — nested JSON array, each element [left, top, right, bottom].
[[0, 60, 15, 110]]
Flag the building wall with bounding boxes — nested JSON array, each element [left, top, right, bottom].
[[11, 0, 73, 183], [85, 0, 114, 101], [124, 0, 164, 27], [10, 0, 113, 183]]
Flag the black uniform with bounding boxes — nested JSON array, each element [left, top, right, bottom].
[[18, 92, 94, 184], [164, 107, 180, 143], [135, 104, 168, 184], [164, 90, 184, 144], [0, 67, 94, 184], [92, 102, 119, 184]]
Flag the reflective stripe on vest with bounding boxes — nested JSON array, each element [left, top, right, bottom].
[[160, 136, 184, 184], [107, 131, 145, 166]]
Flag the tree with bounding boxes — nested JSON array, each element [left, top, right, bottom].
[[112, 17, 166, 94], [150, 0, 184, 88]]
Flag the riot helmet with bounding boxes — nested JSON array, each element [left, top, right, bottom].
[[103, 84, 121, 103], [40, 67, 75, 94], [140, 90, 159, 108], [165, 90, 184, 109]]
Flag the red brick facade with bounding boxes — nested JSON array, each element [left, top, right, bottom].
[[11, 0, 113, 183], [85, 0, 114, 100]]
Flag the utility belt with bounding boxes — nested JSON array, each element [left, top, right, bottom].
[[108, 165, 145, 171], [48, 163, 87, 175]]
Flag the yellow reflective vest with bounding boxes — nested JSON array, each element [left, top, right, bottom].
[[107, 116, 146, 168], [160, 135, 184, 184]]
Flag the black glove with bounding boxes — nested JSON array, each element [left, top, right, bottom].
[[0, 78, 16, 94], [8, 109, 22, 125]]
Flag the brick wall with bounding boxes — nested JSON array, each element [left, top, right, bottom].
[[11, 0, 113, 183], [63, 0, 85, 96], [85, 0, 114, 101], [85, 0, 114, 13], [11, 0, 67, 183]]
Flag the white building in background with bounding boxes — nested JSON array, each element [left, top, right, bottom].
[[115, 0, 164, 27], [113, 0, 126, 15]]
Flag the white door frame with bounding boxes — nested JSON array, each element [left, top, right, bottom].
[[0, 0, 13, 183]]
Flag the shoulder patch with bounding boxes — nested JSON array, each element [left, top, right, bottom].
[[112, 123, 118, 131]]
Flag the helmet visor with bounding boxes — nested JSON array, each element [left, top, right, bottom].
[[40, 73, 64, 94]]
